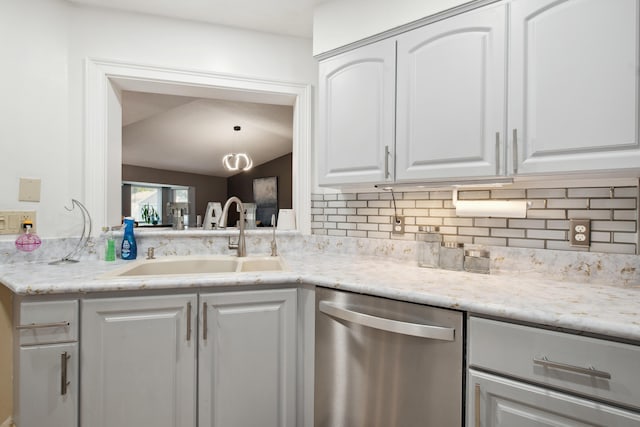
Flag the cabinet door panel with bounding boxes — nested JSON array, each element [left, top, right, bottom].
[[509, 0, 640, 174], [17, 343, 77, 427], [469, 370, 640, 426], [81, 294, 196, 427], [199, 288, 297, 427], [318, 39, 396, 185], [396, 4, 506, 181]]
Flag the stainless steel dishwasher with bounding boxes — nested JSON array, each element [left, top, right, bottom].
[[315, 287, 464, 427]]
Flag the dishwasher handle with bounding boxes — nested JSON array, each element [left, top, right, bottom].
[[319, 300, 455, 341]]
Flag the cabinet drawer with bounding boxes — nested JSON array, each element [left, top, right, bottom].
[[469, 316, 640, 410], [17, 300, 78, 345]]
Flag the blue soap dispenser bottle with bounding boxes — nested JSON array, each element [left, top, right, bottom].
[[121, 217, 137, 260]]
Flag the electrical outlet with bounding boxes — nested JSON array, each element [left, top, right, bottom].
[[570, 219, 590, 247], [392, 215, 405, 235], [0, 211, 36, 235]]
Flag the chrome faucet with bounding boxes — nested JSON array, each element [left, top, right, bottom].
[[219, 196, 246, 257]]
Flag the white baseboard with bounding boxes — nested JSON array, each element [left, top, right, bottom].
[[0, 416, 13, 427]]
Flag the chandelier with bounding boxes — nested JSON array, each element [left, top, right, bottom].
[[222, 125, 253, 171]]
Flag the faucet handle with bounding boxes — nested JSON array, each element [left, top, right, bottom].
[[146, 247, 155, 260]]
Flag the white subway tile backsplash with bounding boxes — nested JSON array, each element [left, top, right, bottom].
[[416, 200, 444, 208], [444, 217, 475, 227], [590, 198, 636, 209], [458, 227, 490, 237], [368, 200, 391, 208], [567, 209, 612, 220], [526, 209, 567, 219], [568, 187, 612, 198], [491, 228, 525, 238], [347, 200, 368, 208], [508, 238, 545, 249], [546, 199, 589, 209], [527, 188, 566, 198], [312, 184, 638, 254], [474, 218, 507, 228], [526, 229, 566, 240], [491, 189, 526, 199], [613, 232, 637, 244], [327, 201, 347, 208]]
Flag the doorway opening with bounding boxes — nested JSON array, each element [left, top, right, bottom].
[[84, 58, 311, 234]]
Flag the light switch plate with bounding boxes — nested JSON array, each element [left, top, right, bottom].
[[570, 219, 590, 247], [19, 178, 41, 202], [0, 211, 36, 235]]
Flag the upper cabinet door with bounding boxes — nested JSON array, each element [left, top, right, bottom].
[[317, 38, 396, 186], [395, 4, 507, 182], [509, 0, 640, 174]]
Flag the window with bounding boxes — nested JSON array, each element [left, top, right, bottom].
[[123, 182, 192, 225]]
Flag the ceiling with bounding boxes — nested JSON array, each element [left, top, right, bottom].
[[67, 0, 327, 38], [122, 91, 294, 178]]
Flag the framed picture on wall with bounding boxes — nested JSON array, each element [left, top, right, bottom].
[[253, 176, 278, 227]]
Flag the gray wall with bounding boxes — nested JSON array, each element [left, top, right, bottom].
[[226, 153, 292, 226]]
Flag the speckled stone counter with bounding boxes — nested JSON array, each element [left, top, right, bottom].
[[1, 232, 639, 343]]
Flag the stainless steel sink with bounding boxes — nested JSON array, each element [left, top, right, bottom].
[[103, 255, 286, 278]]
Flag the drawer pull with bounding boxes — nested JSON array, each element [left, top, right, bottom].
[[202, 302, 208, 341], [186, 302, 192, 341], [474, 383, 481, 427], [533, 356, 611, 380], [17, 321, 70, 330], [61, 351, 71, 396]]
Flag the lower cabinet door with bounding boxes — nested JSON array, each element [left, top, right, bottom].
[[17, 342, 78, 427], [469, 370, 640, 426], [199, 288, 297, 427], [81, 294, 197, 427]]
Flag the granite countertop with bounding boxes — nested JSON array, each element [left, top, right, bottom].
[[1, 250, 639, 343]]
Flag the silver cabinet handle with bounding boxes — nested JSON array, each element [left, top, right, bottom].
[[319, 301, 455, 341], [512, 128, 518, 174], [61, 352, 71, 396], [474, 383, 481, 427], [495, 132, 501, 175], [202, 302, 208, 341], [186, 302, 192, 341], [384, 145, 391, 179], [533, 356, 612, 380], [16, 321, 70, 330]]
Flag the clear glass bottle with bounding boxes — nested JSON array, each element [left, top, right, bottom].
[[416, 226, 441, 268], [439, 242, 464, 271]]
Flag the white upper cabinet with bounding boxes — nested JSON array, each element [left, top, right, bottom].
[[508, 0, 640, 174], [317, 38, 396, 186], [317, 0, 640, 186], [396, 4, 507, 181]]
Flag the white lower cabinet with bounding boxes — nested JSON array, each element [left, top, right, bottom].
[[14, 299, 79, 427], [79, 288, 298, 427], [17, 343, 78, 427], [81, 294, 197, 427], [468, 316, 640, 426], [199, 288, 297, 427], [469, 370, 640, 426]]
